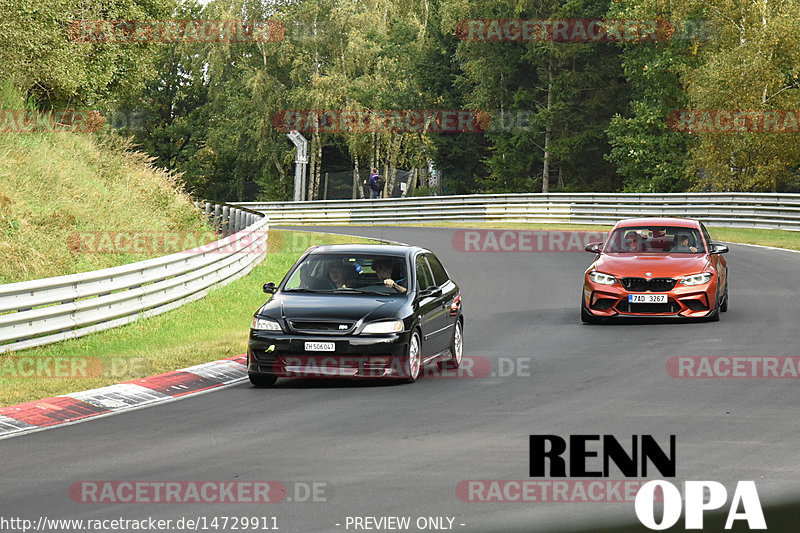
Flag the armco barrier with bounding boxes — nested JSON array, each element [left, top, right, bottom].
[[234, 192, 800, 231], [0, 203, 267, 354]]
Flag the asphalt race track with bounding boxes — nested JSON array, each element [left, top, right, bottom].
[[2, 225, 800, 532]]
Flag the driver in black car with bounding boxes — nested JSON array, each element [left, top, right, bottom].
[[372, 257, 407, 293]]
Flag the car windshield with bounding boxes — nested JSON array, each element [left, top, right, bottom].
[[604, 226, 706, 254], [283, 253, 409, 295]]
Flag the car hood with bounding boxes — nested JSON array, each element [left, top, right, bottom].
[[257, 293, 406, 323], [591, 254, 710, 278]]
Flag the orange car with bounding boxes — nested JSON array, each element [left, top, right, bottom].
[[581, 217, 729, 322]]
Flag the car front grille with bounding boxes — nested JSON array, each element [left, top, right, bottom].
[[619, 301, 680, 314], [621, 277, 677, 292], [288, 320, 355, 335]]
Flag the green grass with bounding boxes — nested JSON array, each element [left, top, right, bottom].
[[0, 84, 208, 284], [0, 229, 373, 406], [705, 226, 800, 251]]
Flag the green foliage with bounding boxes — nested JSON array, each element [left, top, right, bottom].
[[0, 0, 173, 108], [6, 0, 800, 198]]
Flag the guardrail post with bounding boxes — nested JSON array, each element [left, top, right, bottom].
[[235, 209, 243, 232], [221, 206, 230, 235], [230, 208, 238, 233], [213, 204, 222, 231]]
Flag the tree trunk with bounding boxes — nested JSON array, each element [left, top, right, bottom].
[[542, 57, 553, 194], [353, 154, 364, 199], [308, 134, 317, 200], [370, 131, 377, 171], [314, 135, 322, 199]]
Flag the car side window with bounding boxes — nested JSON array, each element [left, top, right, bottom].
[[415, 255, 434, 291], [700, 223, 713, 246], [425, 253, 449, 286]]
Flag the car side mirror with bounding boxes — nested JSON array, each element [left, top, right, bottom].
[[263, 282, 277, 294], [419, 286, 442, 299], [585, 242, 603, 254], [710, 243, 729, 254]]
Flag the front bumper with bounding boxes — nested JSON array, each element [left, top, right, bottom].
[[247, 329, 412, 378], [583, 278, 718, 319]]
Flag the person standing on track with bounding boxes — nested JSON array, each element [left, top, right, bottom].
[[368, 168, 383, 199]]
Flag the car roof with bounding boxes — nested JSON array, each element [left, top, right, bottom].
[[307, 243, 426, 257], [613, 217, 701, 229]]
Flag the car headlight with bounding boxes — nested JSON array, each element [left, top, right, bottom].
[[361, 320, 404, 334], [251, 316, 282, 331], [589, 271, 617, 285], [680, 272, 713, 286]]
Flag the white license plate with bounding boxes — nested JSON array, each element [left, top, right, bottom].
[[305, 342, 335, 352], [628, 294, 667, 303]]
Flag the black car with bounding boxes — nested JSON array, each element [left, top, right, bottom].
[[247, 244, 464, 386]]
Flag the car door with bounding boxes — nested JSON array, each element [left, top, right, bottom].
[[424, 252, 459, 352], [414, 254, 445, 356], [700, 223, 727, 302]]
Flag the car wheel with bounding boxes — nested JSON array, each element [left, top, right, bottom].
[[439, 320, 463, 369], [720, 279, 728, 312], [249, 373, 278, 387], [581, 297, 601, 324], [403, 331, 422, 383], [706, 299, 720, 322]]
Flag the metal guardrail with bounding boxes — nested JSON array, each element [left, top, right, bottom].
[[0, 203, 268, 354], [235, 192, 800, 231]]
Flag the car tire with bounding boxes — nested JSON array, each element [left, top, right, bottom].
[[249, 373, 278, 387], [402, 330, 422, 383], [581, 297, 601, 324], [720, 279, 728, 312], [439, 320, 463, 370], [706, 299, 720, 322]]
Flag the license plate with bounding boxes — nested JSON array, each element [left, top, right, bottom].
[[305, 342, 335, 352], [628, 294, 667, 303]]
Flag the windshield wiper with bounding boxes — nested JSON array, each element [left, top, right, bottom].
[[332, 288, 388, 295], [283, 288, 328, 293]]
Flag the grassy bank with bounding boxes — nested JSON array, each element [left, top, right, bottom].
[[0, 87, 208, 284]]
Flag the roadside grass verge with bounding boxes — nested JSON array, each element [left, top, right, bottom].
[[704, 226, 800, 251], [0, 230, 373, 406]]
